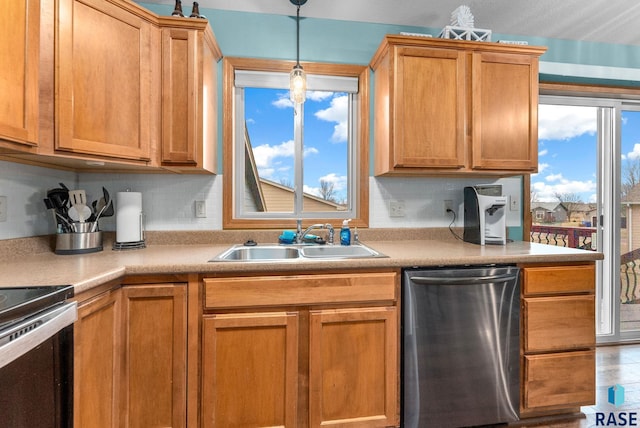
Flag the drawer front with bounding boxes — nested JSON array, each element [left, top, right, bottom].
[[524, 350, 595, 410], [204, 272, 397, 309], [523, 265, 595, 295], [524, 295, 595, 352]]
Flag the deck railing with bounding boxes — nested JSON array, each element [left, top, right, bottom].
[[530, 224, 596, 250]]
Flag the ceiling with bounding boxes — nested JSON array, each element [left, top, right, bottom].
[[146, 0, 640, 46]]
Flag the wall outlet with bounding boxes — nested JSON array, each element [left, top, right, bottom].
[[510, 196, 518, 211], [0, 196, 6, 222], [444, 199, 453, 214], [195, 200, 206, 218], [389, 200, 406, 217]]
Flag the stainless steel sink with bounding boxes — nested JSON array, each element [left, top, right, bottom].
[[300, 244, 384, 259], [210, 243, 386, 262], [211, 245, 300, 262]]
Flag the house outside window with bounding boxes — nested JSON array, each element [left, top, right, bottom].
[[222, 58, 369, 229]]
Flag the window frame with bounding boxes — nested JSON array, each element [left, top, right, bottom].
[[222, 57, 370, 230]]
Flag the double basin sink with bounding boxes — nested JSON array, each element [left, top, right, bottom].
[[210, 243, 387, 262]]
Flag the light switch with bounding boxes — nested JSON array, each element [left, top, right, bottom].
[[195, 200, 206, 218], [0, 196, 6, 222]]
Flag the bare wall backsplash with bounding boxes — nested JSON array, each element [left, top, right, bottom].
[[1, 159, 523, 240], [0, 161, 77, 240]]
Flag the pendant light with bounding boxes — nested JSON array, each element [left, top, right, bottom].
[[290, 0, 307, 104]]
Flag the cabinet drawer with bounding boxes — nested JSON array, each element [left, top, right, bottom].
[[204, 272, 397, 309], [523, 265, 595, 295], [524, 351, 595, 410], [524, 295, 595, 352]]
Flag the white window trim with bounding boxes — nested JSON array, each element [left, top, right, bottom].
[[232, 71, 360, 220]]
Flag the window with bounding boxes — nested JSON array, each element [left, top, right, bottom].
[[222, 58, 369, 229]]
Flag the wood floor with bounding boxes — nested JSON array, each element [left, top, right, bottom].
[[517, 343, 640, 428]]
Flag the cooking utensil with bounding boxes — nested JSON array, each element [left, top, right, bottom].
[[90, 199, 112, 232], [68, 205, 91, 223], [90, 187, 112, 232], [44, 198, 75, 232], [69, 190, 88, 222], [46, 188, 69, 215]]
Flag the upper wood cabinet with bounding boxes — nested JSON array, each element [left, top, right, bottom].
[[370, 35, 546, 176], [56, 0, 156, 162], [0, 0, 221, 172], [159, 19, 222, 172], [0, 0, 41, 150], [161, 19, 222, 172]]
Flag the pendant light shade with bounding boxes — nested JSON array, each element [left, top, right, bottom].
[[290, 65, 306, 104], [290, 0, 307, 104]]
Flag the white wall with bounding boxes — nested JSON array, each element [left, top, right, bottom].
[[0, 159, 522, 239], [0, 161, 76, 240]]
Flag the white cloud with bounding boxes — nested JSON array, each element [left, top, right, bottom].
[[315, 95, 348, 143], [272, 93, 293, 109], [303, 172, 348, 199], [319, 172, 347, 191], [252, 140, 295, 178], [531, 177, 596, 202], [545, 173, 563, 182], [538, 104, 597, 141], [251, 139, 318, 179], [538, 149, 548, 156], [626, 143, 640, 160], [534, 163, 550, 175]]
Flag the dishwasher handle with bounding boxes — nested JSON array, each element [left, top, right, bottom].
[[409, 273, 517, 285], [0, 301, 77, 369]]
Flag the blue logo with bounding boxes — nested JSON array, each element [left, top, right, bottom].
[[609, 384, 626, 407]]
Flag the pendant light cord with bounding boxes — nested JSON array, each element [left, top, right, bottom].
[[296, 3, 301, 67]]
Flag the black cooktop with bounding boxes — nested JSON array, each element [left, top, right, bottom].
[[0, 286, 74, 329]]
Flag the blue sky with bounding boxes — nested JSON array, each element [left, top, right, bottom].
[[534, 105, 640, 203], [244, 87, 349, 203]]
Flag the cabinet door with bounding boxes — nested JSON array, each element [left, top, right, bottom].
[[56, 0, 152, 161], [202, 312, 299, 428], [393, 46, 466, 169], [471, 51, 539, 171], [0, 0, 39, 147], [121, 284, 187, 428], [161, 28, 197, 166], [74, 289, 122, 428], [524, 350, 595, 410], [309, 307, 399, 428], [161, 26, 217, 171]]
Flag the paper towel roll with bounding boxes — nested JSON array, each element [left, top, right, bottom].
[[116, 192, 143, 243]]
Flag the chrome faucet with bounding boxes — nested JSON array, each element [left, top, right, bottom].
[[297, 223, 334, 245]]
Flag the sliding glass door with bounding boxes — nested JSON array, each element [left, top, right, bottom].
[[619, 107, 640, 339], [536, 96, 640, 343]]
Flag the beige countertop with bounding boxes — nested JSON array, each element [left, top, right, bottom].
[[0, 230, 602, 294]]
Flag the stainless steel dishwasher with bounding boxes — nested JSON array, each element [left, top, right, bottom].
[[402, 265, 520, 428]]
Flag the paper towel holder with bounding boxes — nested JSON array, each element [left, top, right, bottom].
[[113, 193, 147, 250]]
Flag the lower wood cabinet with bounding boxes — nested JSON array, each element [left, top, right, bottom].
[[201, 272, 400, 428], [121, 284, 188, 428], [308, 307, 398, 427], [74, 288, 121, 428], [520, 264, 596, 417], [74, 282, 187, 428], [202, 312, 299, 427]]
